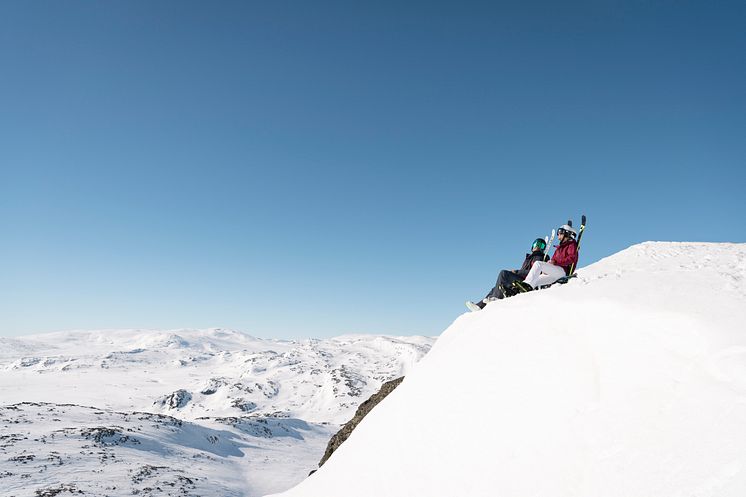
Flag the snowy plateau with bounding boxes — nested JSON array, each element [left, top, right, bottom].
[[274, 242, 746, 497], [0, 330, 433, 497]]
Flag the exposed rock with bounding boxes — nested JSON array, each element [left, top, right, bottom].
[[153, 389, 192, 409], [80, 426, 140, 446], [231, 399, 258, 413], [200, 377, 229, 395], [34, 484, 78, 496], [318, 376, 404, 467]]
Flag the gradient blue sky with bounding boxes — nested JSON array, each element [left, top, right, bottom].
[[2, 1, 744, 338]]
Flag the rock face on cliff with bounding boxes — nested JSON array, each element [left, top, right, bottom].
[[318, 376, 405, 468]]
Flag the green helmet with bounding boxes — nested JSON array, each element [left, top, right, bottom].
[[532, 238, 547, 252]]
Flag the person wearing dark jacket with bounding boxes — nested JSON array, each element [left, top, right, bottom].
[[466, 238, 547, 312], [522, 224, 579, 289]]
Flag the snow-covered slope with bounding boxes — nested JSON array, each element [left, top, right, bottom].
[[275, 242, 746, 497], [0, 330, 433, 496], [0, 330, 432, 424]]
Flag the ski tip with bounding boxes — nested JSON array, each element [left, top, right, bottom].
[[465, 301, 481, 312]]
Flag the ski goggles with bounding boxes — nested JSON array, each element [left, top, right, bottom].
[[532, 240, 546, 251]]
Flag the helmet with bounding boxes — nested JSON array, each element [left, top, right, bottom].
[[532, 238, 547, 252], [557, 224, 576, 238]]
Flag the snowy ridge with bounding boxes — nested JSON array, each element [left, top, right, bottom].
[[0, 330, 433, 496], [275, 242, 746, 497], [0, 329, 432, 424]]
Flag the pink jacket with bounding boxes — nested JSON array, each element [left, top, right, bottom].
[[551, 240, 578, 274]]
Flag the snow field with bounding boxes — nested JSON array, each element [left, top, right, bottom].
[[276, 242, 746, 497], [0, 330, 433, 496]]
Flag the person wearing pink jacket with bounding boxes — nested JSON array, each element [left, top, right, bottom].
[[522, 224, 579, 289]]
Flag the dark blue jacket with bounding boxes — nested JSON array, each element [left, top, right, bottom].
[[516, 251, 545, 278]]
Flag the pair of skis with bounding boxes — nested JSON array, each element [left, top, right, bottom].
[[543, 229, 555, 262], [568, 214, 587, 275]]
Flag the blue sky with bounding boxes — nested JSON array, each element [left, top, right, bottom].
[[1, 1, 744, 338]]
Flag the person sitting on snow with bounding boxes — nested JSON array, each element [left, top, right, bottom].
[[465, 238, 548, 312], [518, 224, 578, 291]]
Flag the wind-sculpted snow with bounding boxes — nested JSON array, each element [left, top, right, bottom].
[[275, 242, 746, 497], [0, 331, 433, 496]]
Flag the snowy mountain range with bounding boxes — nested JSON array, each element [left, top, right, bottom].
[[6, 242, 744, 497], [274, 242, 746, 497], [0, 330, 433, 496]]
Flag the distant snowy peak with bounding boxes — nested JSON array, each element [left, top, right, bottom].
[[0, 330, 434, 497], [0, 329, 434, 424], [2, 328, 279, 357], [1, 327, 430, 357]]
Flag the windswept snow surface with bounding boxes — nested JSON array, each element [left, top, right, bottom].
[[0, 330, 432, 496], [275, 242, 746, 497]]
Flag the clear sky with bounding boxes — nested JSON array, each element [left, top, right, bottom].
[[2, 1, 745, 338]]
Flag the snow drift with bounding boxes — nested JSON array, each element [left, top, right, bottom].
[[275, 242, 746, 497]]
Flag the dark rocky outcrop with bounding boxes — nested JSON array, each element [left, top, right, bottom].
[[153, 389, 192, 409], [230, 399, 258, 413], [317, 376, 404, 468]]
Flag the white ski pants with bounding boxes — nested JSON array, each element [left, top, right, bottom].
[[523, 261, 567, 289]]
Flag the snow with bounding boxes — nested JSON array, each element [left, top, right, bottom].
[[274, 242, 746, 497], [0, 330, 433, 496], [0, 329, 432, 424]]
